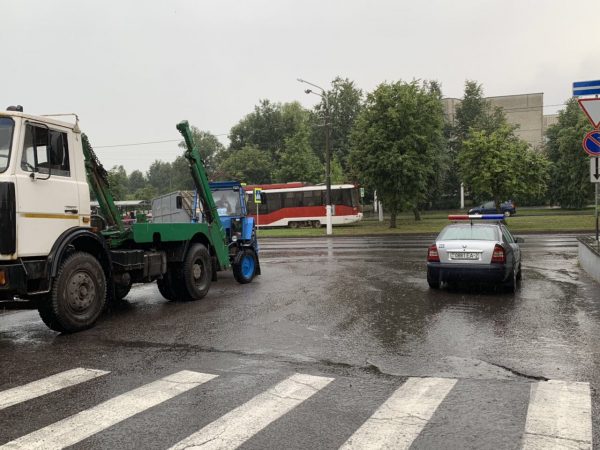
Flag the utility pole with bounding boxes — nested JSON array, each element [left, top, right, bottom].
[[297, 78, 333, 235]]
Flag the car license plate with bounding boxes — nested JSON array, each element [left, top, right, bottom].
[[450, 252, 479, 260]]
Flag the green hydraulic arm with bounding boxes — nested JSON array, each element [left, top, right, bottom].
[[81, 133, 125, 233], [176, 121, 230, 269]]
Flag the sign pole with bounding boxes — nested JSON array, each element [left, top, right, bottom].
[[596, 182, 598, 242]]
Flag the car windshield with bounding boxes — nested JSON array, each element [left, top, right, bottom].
[[213, 189, 242, 216], [0, 118, 14, 173], [439, 225, 498, 241]]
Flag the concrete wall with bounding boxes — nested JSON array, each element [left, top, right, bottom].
[[488, 93, 543, 150], [578, 237, 600, 285], [442, 92, 545, 151]]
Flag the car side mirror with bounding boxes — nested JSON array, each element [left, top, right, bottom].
[[515, 237, 524, 244]]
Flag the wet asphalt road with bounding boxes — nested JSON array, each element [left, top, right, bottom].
[[1, 233, 599, 449]]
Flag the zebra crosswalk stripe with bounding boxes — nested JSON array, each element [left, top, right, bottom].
[[522, 380, 592, 449], [0, 370, 217, 450], [169, 373, 334, 450], [339, 377, 457, 450], [0, 368, 109, 411]]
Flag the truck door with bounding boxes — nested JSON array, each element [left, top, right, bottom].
[[15, 122, 81, 257]]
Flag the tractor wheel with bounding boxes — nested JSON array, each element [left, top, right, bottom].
[[177, 243, 212, 301], [38, 252, 106, 333], [233, 249, 258, 284]]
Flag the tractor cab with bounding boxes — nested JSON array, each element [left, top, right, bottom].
[[208, 181, 256, 245]]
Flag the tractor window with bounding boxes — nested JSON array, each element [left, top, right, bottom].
[[213, 189, 241, 216], [0, 118, 14, 174], [21, 124, 70, 177]]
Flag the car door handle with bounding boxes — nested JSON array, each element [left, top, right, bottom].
[[64, 208, 78, 214]]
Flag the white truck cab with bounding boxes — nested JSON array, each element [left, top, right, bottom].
[[0, 108, 90, 262]]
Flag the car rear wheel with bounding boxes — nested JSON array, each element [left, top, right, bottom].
[[504, 267, 517, 293], [427, 269, 440, 289]]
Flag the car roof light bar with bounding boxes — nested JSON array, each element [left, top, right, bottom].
[[448, 214, 505, 221]]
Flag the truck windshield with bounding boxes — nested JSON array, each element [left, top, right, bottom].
[[213, 189, 242, 216], [0, 118, 14, 173]]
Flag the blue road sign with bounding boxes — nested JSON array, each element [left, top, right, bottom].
[[583, 131, 600, 156], [573, 80, 600, 97]]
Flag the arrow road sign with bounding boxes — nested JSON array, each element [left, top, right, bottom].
[[583, 131, 600, 156], [573, 80, 600, 97], [578, 98, 600, 128], [591, 158, 600, 183]]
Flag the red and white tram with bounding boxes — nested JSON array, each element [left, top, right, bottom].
[[244, 183, 363, 228]]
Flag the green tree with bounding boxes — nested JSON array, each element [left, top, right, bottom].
[[107, 165, 128, 201], [133, 185, 157, 201], [178, 126, 224, 178], [128, 170, 146, 193], [441, 81, 508, 208], [275, 123, 323, 183], [170, 155, 196, 190], [313, 77, 364, 170], [219, 146, 273, 184], [147, 160, 173, 194], [228, 100, 286, 158], [459, 123, 549, 210], [350, 80, 445, 227], [546, 98, 593, 208], [330, 155, 345, 184]]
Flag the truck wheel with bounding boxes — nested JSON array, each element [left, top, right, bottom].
[[178, 243, 212, 301], [233, 249, 257, 284], [38, 252, 106, 333], [157, 271, 178, 301], [114, 281, 132, 301]]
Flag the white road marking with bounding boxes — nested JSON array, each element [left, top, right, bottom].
[[1, 370, 217, 450], [340, 377, 457, 450], [169, 373, 334, 450], [0, 368, 109, 411], [522, 380, 592, 449]]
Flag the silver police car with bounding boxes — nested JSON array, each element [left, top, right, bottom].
[[426, 215, 523, 292]]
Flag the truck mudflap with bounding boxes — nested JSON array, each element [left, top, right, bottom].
[[0, 263, 27, 299], [0, 182, 16, 255]]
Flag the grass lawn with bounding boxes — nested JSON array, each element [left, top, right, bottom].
[[256, 210, 596, 238]]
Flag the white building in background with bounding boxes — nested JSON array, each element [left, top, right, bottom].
[[442, 92, 558, 151]]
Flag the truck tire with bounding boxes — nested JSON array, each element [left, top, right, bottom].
[[157, 271, 178, 301], [233, 249, 258, 284], [114, 281, 132, 301], [177, 243, 212, 301], [38, 252, 106, 333]]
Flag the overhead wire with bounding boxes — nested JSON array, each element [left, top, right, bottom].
[[93, 102, 570, 152]]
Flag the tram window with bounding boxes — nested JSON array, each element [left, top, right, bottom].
[[284, 192, 303, 208], [303, 190, 320, 207], [266, 193, 282, 213], [331, 190, 342, 205], [342, 189, 353, 207]]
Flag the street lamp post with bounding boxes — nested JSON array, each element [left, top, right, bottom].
[[297, 78, 333, 235]]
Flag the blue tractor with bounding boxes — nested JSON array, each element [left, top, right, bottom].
[[202, 181, 260, 284]]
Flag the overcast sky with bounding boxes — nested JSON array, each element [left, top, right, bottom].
[[3, 0, 599, 172]]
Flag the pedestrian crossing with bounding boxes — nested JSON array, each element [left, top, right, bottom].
[[0, 368, 593, 449]]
